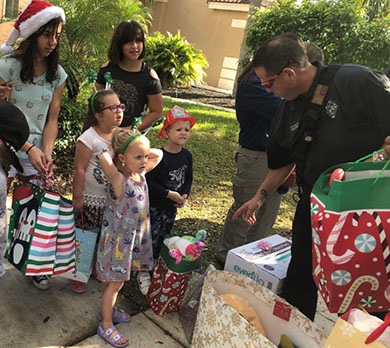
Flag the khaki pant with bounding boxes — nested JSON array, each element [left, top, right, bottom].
[[216, 145, 282, 263]]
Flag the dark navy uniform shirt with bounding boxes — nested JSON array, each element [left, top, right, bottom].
[[268, 61, 390, 188]]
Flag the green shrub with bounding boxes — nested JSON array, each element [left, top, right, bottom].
[[245, 0, 390, 70], [145, 31, 208, 87]]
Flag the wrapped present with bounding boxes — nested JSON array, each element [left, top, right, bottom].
[[311, 160, 390, 313]]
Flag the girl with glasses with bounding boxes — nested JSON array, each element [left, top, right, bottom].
[[70, 90, 124, 293]]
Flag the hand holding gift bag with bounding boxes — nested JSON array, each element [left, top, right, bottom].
[[311, 153, 390, 314]]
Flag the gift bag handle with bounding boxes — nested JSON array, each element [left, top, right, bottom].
[[352, 149, 390, 185], [365, 312, 390, 344], [31, 173, 60, 192], [355, 149, 386, 164]]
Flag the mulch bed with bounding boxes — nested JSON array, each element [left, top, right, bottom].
[[163, 86, 235, 109]]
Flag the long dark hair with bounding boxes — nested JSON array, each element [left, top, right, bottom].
[[108, 20, 145, 64], [83, 89, 117, 131], [11, 17, 63, 84]]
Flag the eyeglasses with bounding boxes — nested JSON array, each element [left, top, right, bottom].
[[262, 62, 291, 88], [102, 103, 126, 113]]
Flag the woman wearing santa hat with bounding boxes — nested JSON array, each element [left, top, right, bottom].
[[0, 0, 67, 290]]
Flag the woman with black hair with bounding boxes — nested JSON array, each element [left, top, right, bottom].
[[0, 0, 67, 290]]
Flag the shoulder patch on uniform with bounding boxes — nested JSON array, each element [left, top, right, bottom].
[[325, 99, 338, 119]]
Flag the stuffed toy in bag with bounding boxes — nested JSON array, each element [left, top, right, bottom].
[[164, 230, 207, 264]]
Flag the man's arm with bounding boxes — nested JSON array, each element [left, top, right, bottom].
[[233, 163, 295, 224]]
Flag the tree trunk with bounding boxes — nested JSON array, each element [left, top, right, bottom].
[[233, 0, 263, 96]]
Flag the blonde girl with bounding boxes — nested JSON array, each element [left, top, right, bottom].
[[96, 128, 162, 347], [70, 89, 124, 293]]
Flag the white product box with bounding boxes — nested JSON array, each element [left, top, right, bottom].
[[224, 235, 292, 294]]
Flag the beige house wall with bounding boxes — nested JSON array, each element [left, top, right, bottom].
[[150, 0, 250, 91], [0, 0, 29, 47]]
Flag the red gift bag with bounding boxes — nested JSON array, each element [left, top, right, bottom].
[[146, 256, 191, 315], [311, 160, 390, 313], [146, 234, 202, 315]]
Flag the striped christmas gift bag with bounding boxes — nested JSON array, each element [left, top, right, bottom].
[[311, 155, 390, 314], [7, 183, 60, 275], [53, 197, 76, 276]]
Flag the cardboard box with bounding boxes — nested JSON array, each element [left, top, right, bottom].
[[224, 235, 292, 294]]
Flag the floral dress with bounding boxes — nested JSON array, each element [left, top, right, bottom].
[[96, 173, 153, 282]]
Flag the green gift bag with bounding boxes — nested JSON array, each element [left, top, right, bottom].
[[311, 156, 390, 313]]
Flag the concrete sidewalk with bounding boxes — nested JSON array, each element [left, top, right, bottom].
[[0, 260, 189, 348]]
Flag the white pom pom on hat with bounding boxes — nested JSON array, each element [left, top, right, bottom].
[[1, 0, 65, 55]]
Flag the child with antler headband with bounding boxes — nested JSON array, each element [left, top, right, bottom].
[[95, 119, 162, 348]]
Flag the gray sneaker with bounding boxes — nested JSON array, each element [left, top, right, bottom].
[[137, 272, 151, 295], [31, 275, 51, 290]]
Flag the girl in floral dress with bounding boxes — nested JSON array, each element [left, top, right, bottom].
[[96, 127, 162, 347]]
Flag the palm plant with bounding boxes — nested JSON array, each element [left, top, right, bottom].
[[145, 31, 208, 88], [51, 0, 151, 99], [360, 0, 390, 20]]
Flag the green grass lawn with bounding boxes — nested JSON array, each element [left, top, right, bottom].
[[148, 98, 296, 265]]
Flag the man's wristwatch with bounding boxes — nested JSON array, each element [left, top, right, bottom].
[[260, 188, 270, 199]]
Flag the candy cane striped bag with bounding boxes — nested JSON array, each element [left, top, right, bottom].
[[52, 197, 76, 276], [311, 157, 390, 313]]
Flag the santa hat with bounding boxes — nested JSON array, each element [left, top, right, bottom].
[[1, 0, 65, 55], [158, 105, 196, 139]]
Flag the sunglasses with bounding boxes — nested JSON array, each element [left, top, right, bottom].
[[262, 62, 291, 88], [102, 103, 126, 113]]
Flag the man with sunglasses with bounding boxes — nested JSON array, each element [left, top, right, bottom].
[[234, 34, 390, 321]]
